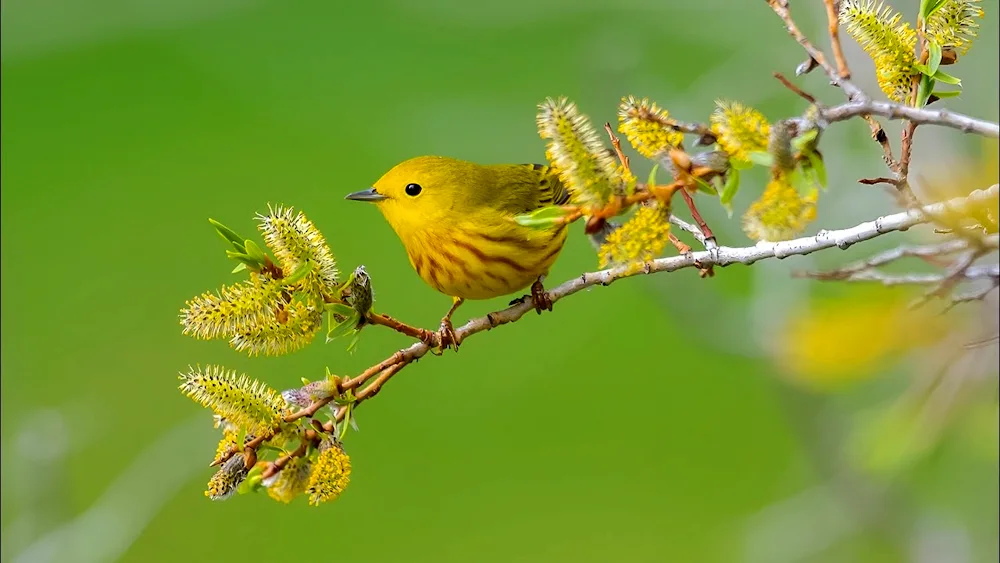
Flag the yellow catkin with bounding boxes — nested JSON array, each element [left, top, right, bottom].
[[205, 453, 249, 501], [307, 442, 352, 506], [617, 96, 685, 159], [927, 0, 983, 55], [839, 0, 918, 102], [213, 429, 240, 465], [598, 204, 672, 269], [257, 205, 339, 294], [178, 365, 287, 435], [742, 175, 818, 242], [180, 275, 282, 340], [710, 100, 770, 162], [537, 97, 620, 207], [266, 457, 312, 504], [229, 300, 323, 357]]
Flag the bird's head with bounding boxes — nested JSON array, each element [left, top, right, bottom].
[[346, 155, 485, 237]]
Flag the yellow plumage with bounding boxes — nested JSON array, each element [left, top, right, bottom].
[[345, 155, 570, 349]]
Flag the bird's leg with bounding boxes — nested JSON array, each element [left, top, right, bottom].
[[435, 296, 464, 354]]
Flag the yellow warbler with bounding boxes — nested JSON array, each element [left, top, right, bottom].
[[345, 155, 570, 350]]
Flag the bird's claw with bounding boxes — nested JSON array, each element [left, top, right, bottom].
[[529, 280, 553, 315], [435, 318, 459, 354]]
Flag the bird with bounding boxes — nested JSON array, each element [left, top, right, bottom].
[[345, 155, 571, 351]]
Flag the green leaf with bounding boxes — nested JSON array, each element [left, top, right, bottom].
[[747, 151, 774, 167], [209, 218, 246, 252], [916, 74, 935, 108], [646, 163, 660, 188], [920, 0, 948, 20], [324, 303, 356, 317], [931, 90, 962, 99], [231, 262, 248, 274], [282, 259, 314, 286], [806, 152, 827, 190], [912, 63, 930, 75], [326, 311, 360, 341], [692, 175, 718, 195], [339, 404, 353, 441], [346, 333, 362, 354], [788, 167, 812, 194], [790, 129, 819, 153], [718, 168, 740, 218], [729, 158, 753, 171], [225, 250, 264, 270], [243, 239, 267, 263], [931, 68, 962, 86], [514, 206, 573, 228], [927, 42, 942, 76]]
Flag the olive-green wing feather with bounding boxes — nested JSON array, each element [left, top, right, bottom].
[[528, 163, 571, 207]]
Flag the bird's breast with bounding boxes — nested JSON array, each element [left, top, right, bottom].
[[401, 223, 567, 300]]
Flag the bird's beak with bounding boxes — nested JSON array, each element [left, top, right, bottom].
[[345, 187, 387, 202]]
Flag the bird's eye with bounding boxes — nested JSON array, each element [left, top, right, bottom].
[[404, 183, 422, 197]]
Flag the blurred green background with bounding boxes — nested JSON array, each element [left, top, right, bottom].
[[2, 1, 998, 562]]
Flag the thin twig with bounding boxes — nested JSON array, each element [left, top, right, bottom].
[[823, 0, 851, 79], [773, 72, 817, 103], [765, 0, 867, 101], [366, 312, 433, 341], [861, 115, 898, 169], [604, 122, 630, 172]]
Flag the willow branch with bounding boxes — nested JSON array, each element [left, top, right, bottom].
[[334, 184, 998, 401]]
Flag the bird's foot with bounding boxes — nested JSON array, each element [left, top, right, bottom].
[[530, 279, 553, 315], [433, 317, 459, 355]]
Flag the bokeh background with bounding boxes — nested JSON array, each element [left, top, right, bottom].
[[2, 1, 998, 562]]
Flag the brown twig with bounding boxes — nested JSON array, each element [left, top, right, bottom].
[[773, 71, 817, 104], [862, 115, 898, 169], [261, 430, 319, 479], [366, 312, 434, 342], [822, 0, 851, 80], [604, 122, 630, 172], [859, 177, 899, 186], [668, 233, 691, 255]]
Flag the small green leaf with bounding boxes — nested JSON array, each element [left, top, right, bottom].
[[231, 262, 248, 274], [913, 63, 930, 75], [346, 333, 362, 354], [209, 218, 246, 252], [718, 168, 740, 218], [930, 90, 962, 99], [790, 129, 819, 153], [927, 42, 942, 76], [916, 74, 935, 108], [920, 0, 948, 20], [514, 206, 573, 228], [647, 163, 660, 188], [282, 259, 314, 286], [931, 69, 962, 86], [324, 303, 356, 317], [806, 152, 827, 190], [729, 158, 753, 171], [692, 175, 718, 195], [238, 465, 264, 495], [243, 239, 267, 263], [747, 151, 775, 167], [225, 250, 264, 270], [326, 311, 360, 341], [339, 404, 353, 441]]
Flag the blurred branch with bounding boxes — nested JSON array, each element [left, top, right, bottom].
[[821, 101, 1000, 139]]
